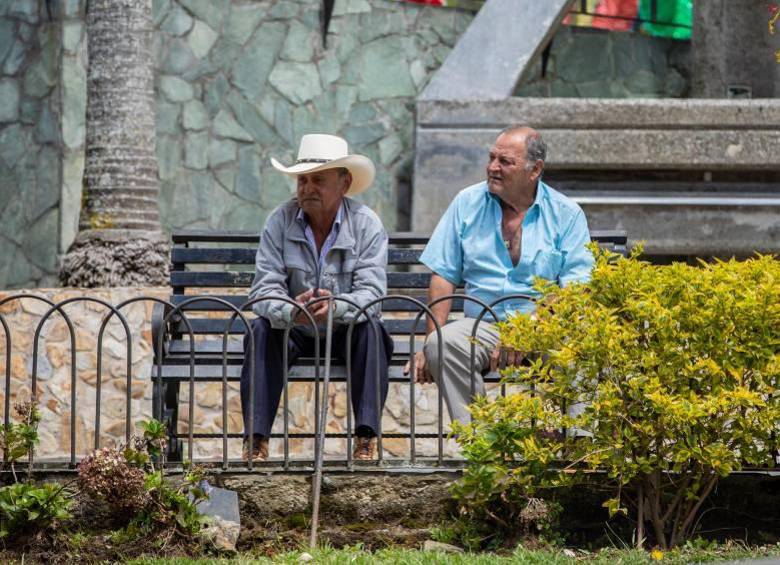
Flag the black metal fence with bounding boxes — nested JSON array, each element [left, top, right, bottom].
[[0, 292, 532, 472]]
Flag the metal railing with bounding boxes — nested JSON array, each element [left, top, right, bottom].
[[0, 292, 537, 472]]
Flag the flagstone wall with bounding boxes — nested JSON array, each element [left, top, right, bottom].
[[0, 3, 64, 289], [514, 25, 691, 99]]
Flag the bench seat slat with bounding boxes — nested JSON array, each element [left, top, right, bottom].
[[153, 363, 503, 382], [167, 338, 423, 357], [171, 317, 457, 335]]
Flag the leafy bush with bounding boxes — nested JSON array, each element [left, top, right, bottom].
[[0, 398, 72, 539], [77, 419, 207, 541], [138, 467, 208, 538], [77, 446, 148, 512], [453, 248, 780, 549], [0, 399, 41, 482], [0, 482, 72, 538]]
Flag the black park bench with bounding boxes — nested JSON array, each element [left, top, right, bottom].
[[150, 229, 628, 461]]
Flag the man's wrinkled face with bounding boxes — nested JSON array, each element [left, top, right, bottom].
[[296, 168, 351, 217], [486, 132, 537, 199]]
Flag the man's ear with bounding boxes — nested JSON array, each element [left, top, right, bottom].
[[341, 171, 353, 194], [531, 160, 544, 182]]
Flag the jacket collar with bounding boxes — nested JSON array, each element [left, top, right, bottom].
[[286, 198, 356, 250]]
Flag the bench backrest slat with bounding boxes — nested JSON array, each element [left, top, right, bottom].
[[171, 247, 428, 265], [169, 294, 465, 313], [170, 271, 434, 289]]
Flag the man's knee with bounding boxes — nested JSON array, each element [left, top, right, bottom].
[[422, 324, 463, 370]]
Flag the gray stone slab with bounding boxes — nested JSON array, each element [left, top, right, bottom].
[[224, 5, 265, 45], [182, 99, 208, 130], [415, 127, 780, 172], [0, 78, 20, 122], [582, 202, 780, 257], [0, 19, 15, 64], [3, 39, 27, 75], [356, 37, 415, 101], [213, 108, 253, 142], [159, 75, 194, 102], [231, 21, 286, 103], [416, 98, 780, 130], [187, 20, 218, 59], [161, 6, 193, 37], [177, 0, 228, 31], [269, 61, 322, 105], [0, 123, 25, 169], [184, 130, 208, 170], [34, 103, 58, 143], [419, 0, 572, 101]]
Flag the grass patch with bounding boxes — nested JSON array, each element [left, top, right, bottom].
[[127, 541, 780, 564]]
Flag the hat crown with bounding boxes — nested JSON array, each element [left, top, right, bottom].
[[296, 134, 349, 162]]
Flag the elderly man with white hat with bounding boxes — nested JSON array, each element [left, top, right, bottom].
[[240, 133, 393, 462]]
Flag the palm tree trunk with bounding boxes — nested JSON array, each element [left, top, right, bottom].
[[60, 0, 169, 287]]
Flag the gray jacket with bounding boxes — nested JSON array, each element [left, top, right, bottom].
[[249, 197, 388, 331]]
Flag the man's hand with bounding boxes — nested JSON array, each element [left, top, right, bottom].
[[403, 350, 433, 384], [292, 288, 334, 326], [489, 346, 525, 372]]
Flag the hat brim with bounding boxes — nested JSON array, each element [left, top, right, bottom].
[[270, 154, 375, 196]]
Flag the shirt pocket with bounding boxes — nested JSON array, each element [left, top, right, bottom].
[[322, 253, 356, 294], [530, 249, 564, 281]]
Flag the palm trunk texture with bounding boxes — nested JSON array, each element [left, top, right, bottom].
[[60, 0, 169, 287]]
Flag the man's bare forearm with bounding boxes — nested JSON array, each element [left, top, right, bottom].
[[426, 274, 456, 337]]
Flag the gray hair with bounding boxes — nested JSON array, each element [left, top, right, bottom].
[[499, 125, 547, 170], [526, 134, 547, 165]]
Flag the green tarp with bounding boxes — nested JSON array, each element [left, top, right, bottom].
[[639, 0, 692, 39]]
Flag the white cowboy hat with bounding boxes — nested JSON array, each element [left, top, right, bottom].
[[270, 133, 375, 196]]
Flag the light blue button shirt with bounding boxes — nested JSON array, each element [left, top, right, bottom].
[[419, 180, 594, 320]]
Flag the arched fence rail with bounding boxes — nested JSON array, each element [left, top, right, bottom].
[[0, 291, 543, 472]]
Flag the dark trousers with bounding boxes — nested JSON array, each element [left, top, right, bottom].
[[240, 317, 394, 439]]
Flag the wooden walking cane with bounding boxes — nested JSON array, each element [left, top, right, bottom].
[[309, 295, 334, 548]]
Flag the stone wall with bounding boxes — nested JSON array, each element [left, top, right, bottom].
[[0, 288, 460, 462], [515, 26, 691, 98], [0, 2, 64, 288]]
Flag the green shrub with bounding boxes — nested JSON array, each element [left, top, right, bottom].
[[453, 248, 779, 549], [0, 482, 72, 538], [0, 398, 41, 482], [78, 419, 207, 541], [137, 467, 208, 537], [0, 397, 72, 539]]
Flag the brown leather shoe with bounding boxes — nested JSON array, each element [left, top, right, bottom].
[[353, 436, 376, 460], [242, 436, 269, 461]]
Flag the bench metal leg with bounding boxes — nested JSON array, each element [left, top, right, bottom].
[[153, 376, 182, 461]]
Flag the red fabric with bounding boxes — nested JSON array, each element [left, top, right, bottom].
[[591, 0, 638, 31], [400, 0, 445, 5]]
